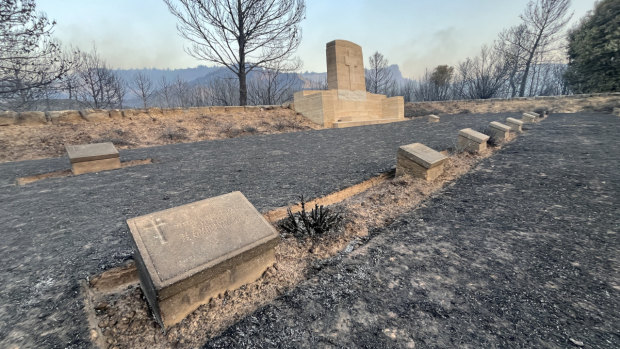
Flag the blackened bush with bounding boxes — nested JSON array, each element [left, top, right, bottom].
[[279, 195, 342, 238]]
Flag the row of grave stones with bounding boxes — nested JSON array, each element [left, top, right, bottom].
[[60, 111, 543, 330]]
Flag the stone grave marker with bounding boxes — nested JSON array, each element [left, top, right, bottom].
[[428, 114, 440, 122], [396, 143, 448, 181], [127, 191, 279, 329], [506, 117, 523, 132], [65, 142, 120, 175], [522, 113, 537, 123], [458, 128, 490, 153], [488, 121, 511, 142]]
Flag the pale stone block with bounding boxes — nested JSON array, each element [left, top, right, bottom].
[[0, 111, 17, 126], [80, 109, 110, 122], [527, 111, 540, 117], [17, 111, 47, 125], [65, 142, 120, 175], [488, 121, 511, 142], [127, 191, 279, 329], [428, 114, 440, 122], [522, 113, 537, 123], [506, 117, 523, 132], [327, 40, 366, 91], [457, 128, 489, 153], [48, 110, 82, 124], [396, 143, 448, 181]]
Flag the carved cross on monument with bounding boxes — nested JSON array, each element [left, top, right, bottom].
[[142, 217, 168, 244], [344, 49, 358, 90]]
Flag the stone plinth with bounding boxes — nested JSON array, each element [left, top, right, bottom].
[[522, 113, 537, 123], [428, 114, 440, 122], [294, 40, 404, 128], [488, 121, 511, 142], [396, 143, 447, 181], [458, 128, 490, 153], [127, 191, 279, 329], [65, 142, 120, 175], [506, 117, 523, 132]]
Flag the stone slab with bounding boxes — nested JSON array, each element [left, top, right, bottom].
[[458, 128, 489, 143], [65, 142, 119, 164], [127, 191, 279, 328], [488, 122, 511, 142], [506, 117, 523, 132], [522, 113, 537, 123], [396, 152, 445, 180], [428, 114, 440, 122], [489, 121, 511, 132], [397, 143, 447, 169]]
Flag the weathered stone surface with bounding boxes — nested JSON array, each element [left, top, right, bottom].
[[294, 40, 404, 128], [506, 117, 523, 132], [48, 110, 83, 124], [80, 109, 110, 122], [527, 111, 540, 117], [109, 109, 123, 119], [458, 128, 489, 153], [127, 191, 279, 329], [428, 114, 440, 122], [0, 111, 17, 126], [489, 121, 511, 142], [396, 143, 447, 180], [17, 111, 47, 125], [65, 142, 119, 163], [522, 113, 538, 123], [71, 158, 121, 175]]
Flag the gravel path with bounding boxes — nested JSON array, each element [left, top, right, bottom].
[[207, 113, 620, 348], [0, 114, 504, 348]]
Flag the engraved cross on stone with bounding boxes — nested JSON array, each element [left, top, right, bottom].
[[143, 217, 168, 244], [344, 49, 358, 90]]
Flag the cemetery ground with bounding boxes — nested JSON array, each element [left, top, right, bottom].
[[0, 108, 318, 163], [0, 111, 618, 348]]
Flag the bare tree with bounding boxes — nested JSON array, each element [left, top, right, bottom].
[[509, 0, 572, 97], [0, 0, 70, 109], [76, 47, 124, 109], [455, 45, 509, 99], [129, 72, 155, 108], [164, 0, 306, 106], [208, 75, 238, 106], [365, 51, 394, 95], [157, 76, 173, 107], [248, 59, 301, 105]]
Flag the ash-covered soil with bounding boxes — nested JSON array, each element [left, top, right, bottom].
[[0, 114, 504, 348], [0, 108, 319, 163], [207, 113, 619, 348]]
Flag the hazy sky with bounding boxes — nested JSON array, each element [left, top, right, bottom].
[[37, 0, 597, 78]]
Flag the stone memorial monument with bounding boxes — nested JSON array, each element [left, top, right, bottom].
[[396, 143, 447, 181], [65, 142, 121, 175], [127, 191, 279, 329], [294, 40, 404, 128]]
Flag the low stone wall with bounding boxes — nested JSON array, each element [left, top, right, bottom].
[[0, 105, 290, 126], [405, 93, 620, 117]]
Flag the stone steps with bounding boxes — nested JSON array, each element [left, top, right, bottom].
[[332, 118, 405, 128]]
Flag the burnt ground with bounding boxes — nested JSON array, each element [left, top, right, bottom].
[[207, 113, 620, 348], [0, 113, 505, 348]]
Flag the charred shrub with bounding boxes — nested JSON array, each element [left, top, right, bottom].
[[160, 127, 188, 141], [279, 195, 342, 238]]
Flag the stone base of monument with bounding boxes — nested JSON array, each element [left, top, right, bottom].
[[488, 122, 512, 142], [65, 142, 121, 175], [396, 143, 448, 181], [428, 114, 440, 122], [458, 128, 490, 153], [332, 117, 404, 128], [522, 113, 537, 123], [127, 191, 279, 330], [506, 117, 524, 132]]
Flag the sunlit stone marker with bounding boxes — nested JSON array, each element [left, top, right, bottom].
[[522, 113, 537, 123], [127, 191, 279, 329], [65, 142, 120, 175], [396, 143, 448, 181], [506, 117, 524, 132], [428, 114, 440, 122], [488, 121, 511, 142], [458, 128, 490, 153]]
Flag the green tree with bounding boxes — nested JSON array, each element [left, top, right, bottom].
[[565, 0, 620, 93]]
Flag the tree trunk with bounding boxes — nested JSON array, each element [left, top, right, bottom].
[[238, 69, 247, 106]]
